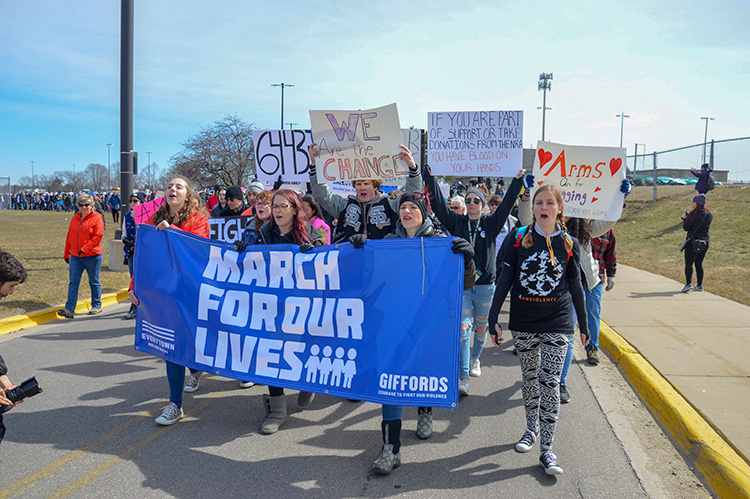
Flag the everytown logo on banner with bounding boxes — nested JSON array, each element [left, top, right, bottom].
[[533, 141, 626, 221], [133, 226, 463, 408]]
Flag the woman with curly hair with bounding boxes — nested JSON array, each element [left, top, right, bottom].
[[127, 176, 210, 426]]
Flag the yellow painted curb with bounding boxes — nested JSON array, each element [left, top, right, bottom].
[[0, 288, 130, 337], [600, 320, 750, 498]]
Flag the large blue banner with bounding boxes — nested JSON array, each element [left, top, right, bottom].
[[134, 225, 463, 408]]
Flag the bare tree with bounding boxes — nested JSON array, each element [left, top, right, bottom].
[[85, 163, 108, 191], [170, 115, 255, 188]]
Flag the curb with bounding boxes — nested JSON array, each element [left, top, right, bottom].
[[599, 320, 750, 498], [0, 288, 130, 337]]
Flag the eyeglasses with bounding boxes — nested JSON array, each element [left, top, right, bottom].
[[255, 201, 270, 208], [450, 206, 462, 211], [129, 199, 140, 204], [488, 202, 499, 207], [78, 203, 90, 207], [272, 204, 292, 211], [466, 198, 483, 205]]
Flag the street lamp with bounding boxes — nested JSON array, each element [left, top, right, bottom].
[[701, 117, 714, 164], [272, 83, 294, 129], [105, 143, 113, 188], [147, 151, 152, 189], [538, 73, 553, 141], [616, 113, 630, 148], [30, 161, 35, 189], [285, 122, 298, 129]]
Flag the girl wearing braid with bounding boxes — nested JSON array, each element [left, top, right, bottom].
[[488, 185, 589, 476]]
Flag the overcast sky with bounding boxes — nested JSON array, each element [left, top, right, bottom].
[[1, 0, 748, 183]]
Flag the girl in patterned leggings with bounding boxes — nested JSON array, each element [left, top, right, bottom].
[[488, 185, 589, 476]]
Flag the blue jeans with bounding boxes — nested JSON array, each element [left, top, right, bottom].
[[65, 254, 102, 312], [166, 361, 186, 407], [382, 405, 403, 421], [560, 282, 604, 384], [460, 284, 495, 379]]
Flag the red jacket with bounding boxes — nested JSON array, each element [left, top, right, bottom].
[[64, 211, 104, 259], [129, 211, 210, 290], [206, 194, 218, 212]]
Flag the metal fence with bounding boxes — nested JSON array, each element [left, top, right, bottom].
[[627, 136, 750, 184]]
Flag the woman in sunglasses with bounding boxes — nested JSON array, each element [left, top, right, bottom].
[[58, 193, 105, 319], [422, 166, 531, 396]]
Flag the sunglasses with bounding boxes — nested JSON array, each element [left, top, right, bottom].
[[489, 202, 499, 207], [78, 203, 90, 207], [450, 206, 462, 211], [466, 198, 483, 205]]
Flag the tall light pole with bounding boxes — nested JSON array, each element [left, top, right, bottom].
[[30, 161, 35, 189], [272, 82, 294, 129], [538, 73, 553, 141], [105, 143, 112, 188], [616, 112, 630, 147], [285, 122, 298, 129], [701, 117, 714, 164], [147, 151, 152, 189]]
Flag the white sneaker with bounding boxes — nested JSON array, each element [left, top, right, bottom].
[[470, 358, 481, 377], [239, 380, 255, 389], [155, 402, 183, 426], [458, 379, 470, 396], [183, 371, 203, 393]]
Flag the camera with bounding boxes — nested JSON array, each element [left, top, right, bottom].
[[1, 377, 42, 413]]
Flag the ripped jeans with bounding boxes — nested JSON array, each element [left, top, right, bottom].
[[460, 283, 495, 379]]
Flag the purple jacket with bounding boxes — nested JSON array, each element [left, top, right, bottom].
[[691, 166, 713, 194]]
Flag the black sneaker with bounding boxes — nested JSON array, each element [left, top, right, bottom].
[[539, 451, 563, 475], [586, 348, 600, 365], [559, 384, 570, 404]]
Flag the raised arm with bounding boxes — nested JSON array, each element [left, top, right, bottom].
[[483, 172, 525, 237], [422, 164, 463, 235], [307, 143, 349, 219]]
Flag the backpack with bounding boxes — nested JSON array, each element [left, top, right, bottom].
[[513, 226, 573, 263], [707, 173, 716, 191]]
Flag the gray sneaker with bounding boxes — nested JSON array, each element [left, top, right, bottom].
[[681, 283, 693, 293], [155, 402, 183, 426], [372, 444, 401, 475], [416, 410, 433, 440], [183, 371, 203, 393], [694, 285, 704, 292]]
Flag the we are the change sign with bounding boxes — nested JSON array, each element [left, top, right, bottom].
[[253, 130, 313, 185], [310, 103, 408, 183], [427, 111, 523, 177], [533, 141, 626, 221]]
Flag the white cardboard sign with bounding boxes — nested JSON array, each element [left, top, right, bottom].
[[253, 129, 313, 185], [427, 110, 523, 177], [533, 140, 626, 221], [310, 103, 407, 183]]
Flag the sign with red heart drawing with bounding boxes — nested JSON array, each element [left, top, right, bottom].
[[532, 141, 626, 221]]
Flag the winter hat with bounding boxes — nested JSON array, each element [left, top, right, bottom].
[[130, 192, 147, 204], [225, 185, 244, 201], [465, 188, 487, 206], [247, 181, 264, 194], [399, 191, 429, 222], [693, 193, 706, 206]]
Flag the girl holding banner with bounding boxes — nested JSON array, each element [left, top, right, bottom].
[[127, 177, 210, 426], [422, 165, 528, 396], [245, 189, 324, 434], [366, 191, 476, 475], [488, 185, 589, 476]]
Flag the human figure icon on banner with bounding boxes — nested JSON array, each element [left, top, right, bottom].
[[304, 345, 321, 383], [331, 347, 346, 387], [342, 349, 357, 388], [318, 346, 334, 385]]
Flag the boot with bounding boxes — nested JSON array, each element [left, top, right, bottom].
[[260, 394, 287, 434], [416, 407, 433, 440], [297, 391, 315, 407], [373, 419, 402, 475], [124, 304, 137, 320]]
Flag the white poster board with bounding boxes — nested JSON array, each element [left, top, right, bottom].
[[381, 128, 423, 187], [427, 110, 523, 177], [310, 103, 407, 183], [253, 129, 313, 185], [533, 141, 626, 221]]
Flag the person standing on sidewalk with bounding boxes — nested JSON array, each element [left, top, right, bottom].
[[488, 184, 589, 476], [121, 192, 146, 320], [58, 194, 105, 318], [681, 194, 713, 293]]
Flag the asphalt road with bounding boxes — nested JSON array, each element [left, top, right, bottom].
[[0, 303, 708, 498]]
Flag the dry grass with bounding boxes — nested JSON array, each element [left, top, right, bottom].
[[617, 184, 750, 306], [0, 211, 131, 319]]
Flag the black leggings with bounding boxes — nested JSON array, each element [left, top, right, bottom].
[[684, 242, 709, 286]]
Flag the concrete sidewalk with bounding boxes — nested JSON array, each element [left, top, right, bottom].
[[600, 264, 750, 497]]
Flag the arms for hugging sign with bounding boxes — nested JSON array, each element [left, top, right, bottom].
[[427, 111, 523, 177], [133, 226, 463, 408], [533, 141, 626, 221], [253, 129, 313, 185], [309, 103, 408, 183]]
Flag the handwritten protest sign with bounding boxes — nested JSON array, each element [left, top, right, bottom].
[[133, 197, 164, 224], [253, 130, 313, 185], [427, 111, 523, 177], [533, 141, 626, 221], [310, 103, 406, 183]]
